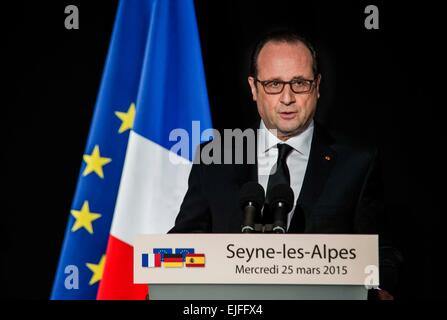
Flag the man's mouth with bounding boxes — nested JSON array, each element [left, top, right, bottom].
[[278, 111, 297, 120]]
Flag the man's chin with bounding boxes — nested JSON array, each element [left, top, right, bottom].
[[278, 118, 313, 135], [277, 121, 303, 133], [276, 126, 301, 139]]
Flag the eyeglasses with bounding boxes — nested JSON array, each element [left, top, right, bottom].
[[255, 77, 317, 94]]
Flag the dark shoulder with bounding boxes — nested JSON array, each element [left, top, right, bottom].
[[316, 122, 379, 160]]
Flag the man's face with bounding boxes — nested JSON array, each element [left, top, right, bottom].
[[248, 41, 320, 140]]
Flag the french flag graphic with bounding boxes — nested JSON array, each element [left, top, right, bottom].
[[142, 254, 162, 268]]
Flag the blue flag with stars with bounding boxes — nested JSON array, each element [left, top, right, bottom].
[[175, 248, 195, 261], [51, 0, 155, 299]]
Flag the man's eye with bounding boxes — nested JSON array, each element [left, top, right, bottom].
[[293, 80, 306, 86], [269, 81, 280, 87]]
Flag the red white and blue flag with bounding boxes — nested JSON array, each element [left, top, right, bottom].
[[51, 0, 212, 300]]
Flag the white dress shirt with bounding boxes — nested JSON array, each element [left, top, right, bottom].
[[257, 120, 314, 229]]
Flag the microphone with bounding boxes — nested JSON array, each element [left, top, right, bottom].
[[267, 184, 294, 233], [239, 182, 265, 233]]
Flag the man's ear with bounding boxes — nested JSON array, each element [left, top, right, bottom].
[[315, 74, 322, 99], [248, 76, 257, 101]]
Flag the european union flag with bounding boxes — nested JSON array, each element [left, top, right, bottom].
[[153, 248, 173, 261], [52, 0, 212, 299], [175, 248, 195, 261], [51, 0, 158, 299]]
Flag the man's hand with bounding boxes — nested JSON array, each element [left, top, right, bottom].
[[377, 289, 394, 300]]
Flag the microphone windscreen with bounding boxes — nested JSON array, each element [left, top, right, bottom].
[[267, 184, 294, 208], [239, 181, 265, 209]]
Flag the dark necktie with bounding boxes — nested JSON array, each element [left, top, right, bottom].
[[266, 143, 294, 195]]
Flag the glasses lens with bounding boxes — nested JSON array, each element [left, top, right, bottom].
[[291, 79, 312, 93], [263, 81, 284, 94]]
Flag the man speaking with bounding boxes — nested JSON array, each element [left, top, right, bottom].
[[169, 29, 401, 299]]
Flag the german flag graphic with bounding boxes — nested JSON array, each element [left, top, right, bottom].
[[163, 254, 183, 268], [185, 253, 205, 267]]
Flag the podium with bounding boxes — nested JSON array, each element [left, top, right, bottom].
[[148, 284, 367, 300], [135, 234, 378, 300]]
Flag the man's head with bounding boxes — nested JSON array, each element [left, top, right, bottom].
[[248, 30, 321, 140]]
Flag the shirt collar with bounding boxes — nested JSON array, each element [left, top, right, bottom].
[[258, 119, 314, 156]]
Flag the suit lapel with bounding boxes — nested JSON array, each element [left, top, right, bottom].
[[227, 122, 259, 231], [297, 123, 336, 205], [226, 121, 336, 232], [290, 123, 336, 232], [234, 121, 260, 185]]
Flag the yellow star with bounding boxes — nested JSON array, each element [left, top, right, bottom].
[[70, 201, 101, 234], [115, 102, 136, 133], [86, 255, 106, 286], [82, 145, 112, 178]]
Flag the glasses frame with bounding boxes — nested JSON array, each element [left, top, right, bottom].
[[254, 77, 317, 95]]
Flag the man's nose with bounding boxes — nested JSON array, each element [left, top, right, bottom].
[[280, 84, 296, 106]]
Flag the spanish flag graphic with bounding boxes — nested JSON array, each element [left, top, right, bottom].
[[163, 254, 183, 268], [185, 254, 205, 267]]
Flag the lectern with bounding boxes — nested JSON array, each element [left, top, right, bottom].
[[148, 284, 367, 300], [134, 234, 378, 300]]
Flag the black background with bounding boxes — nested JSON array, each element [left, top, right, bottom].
[[3, 0, 444, 299]]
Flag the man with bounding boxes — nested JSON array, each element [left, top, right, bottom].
[[170, 30, 401, 299]]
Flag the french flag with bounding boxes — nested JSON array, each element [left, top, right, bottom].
[[142, 254, 161, 268], [95, 0, 212, 300], [96, 0, 212, 300], [52, 0, 211, 300]]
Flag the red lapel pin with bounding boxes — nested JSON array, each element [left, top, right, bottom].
[[324, 155, 331, 161]]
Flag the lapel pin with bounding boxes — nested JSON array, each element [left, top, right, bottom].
[[324, 155, 331, 161]]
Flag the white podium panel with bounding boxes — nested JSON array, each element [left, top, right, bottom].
[[134, 234, 378, 300], [148, 284, 368, 300]]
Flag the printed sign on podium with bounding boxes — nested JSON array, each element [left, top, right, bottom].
[[134, 234, 379, 292]]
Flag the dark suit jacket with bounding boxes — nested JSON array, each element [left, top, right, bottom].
[[169, 121, 402, 293]]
